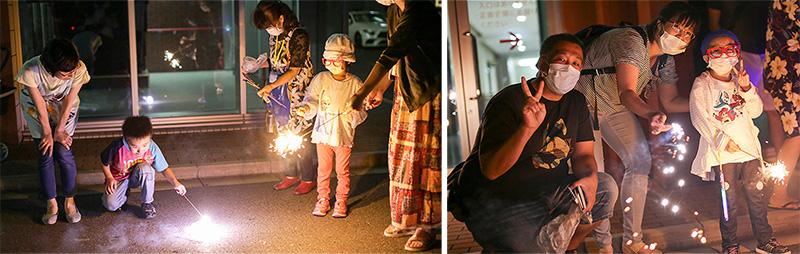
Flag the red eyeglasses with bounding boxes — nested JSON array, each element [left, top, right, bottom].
[[322, 57, 345, 67], [706, 44, 740, 59]]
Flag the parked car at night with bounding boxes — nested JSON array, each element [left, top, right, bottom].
[[347, 11, 388, 48]]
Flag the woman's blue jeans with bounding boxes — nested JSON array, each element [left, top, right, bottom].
[[33, 138, 77, 200]]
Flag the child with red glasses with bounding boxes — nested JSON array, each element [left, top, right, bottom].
[[297, 34, 367, 218], [689, 29, 790, 254]]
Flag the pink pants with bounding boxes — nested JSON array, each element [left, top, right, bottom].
[[316, 143, 351, 201]]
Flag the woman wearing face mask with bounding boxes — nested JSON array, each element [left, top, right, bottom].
[[247, 0, 316, 195], [347, 0, 441, 251], [574, 2, 700, 253]]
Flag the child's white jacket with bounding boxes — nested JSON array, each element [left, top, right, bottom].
[[301, 71, 368, 147], [689, 72, 763, 181]]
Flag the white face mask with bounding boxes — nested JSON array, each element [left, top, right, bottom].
[[266, 27, 283, 36], [658, 32, 688, 55], [708, 56, 739, 75], [376, 0, 394, 6], [326, 64, 345, 75], [544, 63, 580, 95]]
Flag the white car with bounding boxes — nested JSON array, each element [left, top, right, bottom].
[[347, 11, 388, 48]]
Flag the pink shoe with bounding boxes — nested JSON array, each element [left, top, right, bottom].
[[273, 177, 300, 190], [332, 200, 347, 218], [312, 198, 329, 216]]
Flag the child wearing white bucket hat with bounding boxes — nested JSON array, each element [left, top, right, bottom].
[[297, 33, 367, 218]]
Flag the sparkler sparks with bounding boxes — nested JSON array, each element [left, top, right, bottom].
[[661, 199, 669, 207], [183, 216, 227, 243], [763, 161, 789, 184], [624, 206, 631, 213], [625, 197, 633, 204], [671, 205, 679, 213], [671, 123, 684, 137], [270, 131, 305, 158], [700, 236, 707, 244], [678, 179, 685, 187]]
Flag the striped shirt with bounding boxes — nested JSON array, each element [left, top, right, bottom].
[[575, 25, 679, 113]]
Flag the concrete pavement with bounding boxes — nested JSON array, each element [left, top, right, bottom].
[[446, 180, 800, 253], [0, 170, 442, 253]]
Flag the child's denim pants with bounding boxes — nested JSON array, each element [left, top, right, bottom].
[[102, 162, 156, 211], [713, 159, 774, 248]]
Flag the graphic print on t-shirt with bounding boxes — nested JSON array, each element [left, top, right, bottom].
[[713, 90, 746, 124], [532, 118, 572, 169]]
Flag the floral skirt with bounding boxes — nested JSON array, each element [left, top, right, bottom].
[[765, 0, 800, 138], [388, 84, 442, 229]]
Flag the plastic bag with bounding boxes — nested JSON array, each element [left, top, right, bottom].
[[241, 53, 269, 73], [268, 83, 292, 128], [536, 203, 582, 253]]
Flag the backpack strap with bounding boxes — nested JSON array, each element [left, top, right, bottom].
[[582, 25, 648, 130]]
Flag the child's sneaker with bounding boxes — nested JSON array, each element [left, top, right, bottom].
[[313, 198, 329, 216], [756, 238, 791, 254], [141, 202, 156, 219], [722, 244, 739, 254], [332, 200, 347, 218]]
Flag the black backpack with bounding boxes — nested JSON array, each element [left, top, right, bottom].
[[574, 23, 647, 76]]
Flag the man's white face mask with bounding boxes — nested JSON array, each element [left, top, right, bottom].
[[543, 63, 580, 95]]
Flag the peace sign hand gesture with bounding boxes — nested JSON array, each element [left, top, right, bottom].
[[521, 76, 547, 130]]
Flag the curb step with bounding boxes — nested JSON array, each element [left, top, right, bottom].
[[0, 151, 387, 191]]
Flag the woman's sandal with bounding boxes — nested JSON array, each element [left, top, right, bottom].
[[622, 241, 662, 254], [768, 201, 800, 210], [404, 228, 435, 252], [384, 225, 415, 237]]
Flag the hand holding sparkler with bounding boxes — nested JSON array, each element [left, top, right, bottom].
[[649, 112, 672, 135], [296, 105, 310, 116], [242, 72, 285, 108], [724, 139, 741, 153], [175, 183, 187, 196]]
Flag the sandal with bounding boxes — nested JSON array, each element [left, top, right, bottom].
[[768, 201, 800, 210], [383, 225, 415, 238], [404, 228, 436, 252], [622, 241, 662, 254]]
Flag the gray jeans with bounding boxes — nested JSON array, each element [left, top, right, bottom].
[[593, 109, 652, 244], [102, 162, 155, 211]]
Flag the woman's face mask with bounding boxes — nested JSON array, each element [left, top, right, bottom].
[[708, 56, 738, 75], [658, 32, 688, 55], [266, 27, 283, 36], [543, 63, 580, 95]]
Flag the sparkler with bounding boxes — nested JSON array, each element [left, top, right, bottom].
[[183, 194, 203, 218], [180, 194, 227, 243], [270, 130, 306, 158], [763, 161, 789, 184], [242, 72, 286, 108]]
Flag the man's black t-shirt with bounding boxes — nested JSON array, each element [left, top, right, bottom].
[[457, 80, 594, 202]]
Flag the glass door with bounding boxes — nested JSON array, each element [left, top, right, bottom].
[[447, 0, 545, 168]]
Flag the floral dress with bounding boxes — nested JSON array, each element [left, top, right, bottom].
[[765, 0, 800, 138]]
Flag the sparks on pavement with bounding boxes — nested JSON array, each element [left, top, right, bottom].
[[183, 216, 227, 243]]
